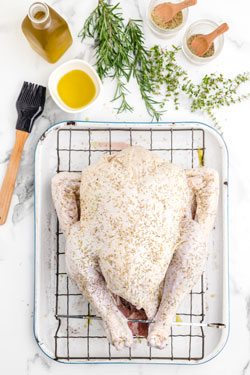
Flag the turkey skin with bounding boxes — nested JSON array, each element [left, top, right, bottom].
[[52, 146, 219, 350]]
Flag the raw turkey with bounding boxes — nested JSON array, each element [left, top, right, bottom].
[[51, 146, 219, 350]]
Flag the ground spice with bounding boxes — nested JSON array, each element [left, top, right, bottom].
[[151, 4, 183, 29], [187, 34, 215, 57]]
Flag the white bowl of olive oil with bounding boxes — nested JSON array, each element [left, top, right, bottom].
[[48, 59, 102, 113]]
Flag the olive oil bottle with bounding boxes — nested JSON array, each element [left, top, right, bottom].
[[22, 2, 72, 63]]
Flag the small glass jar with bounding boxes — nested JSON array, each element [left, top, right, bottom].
[[182, 19, 224, 64], [147, 0, 188, 38], [22, 2, 72, 63]]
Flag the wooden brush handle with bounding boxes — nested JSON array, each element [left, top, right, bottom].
[[0, 130, 29, 225]]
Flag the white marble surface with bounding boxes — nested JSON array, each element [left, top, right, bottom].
[[1, 0, 250, 373]]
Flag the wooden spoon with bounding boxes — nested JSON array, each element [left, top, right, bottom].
[[155, 0, 197, 24], [191, 23, 229, 57]]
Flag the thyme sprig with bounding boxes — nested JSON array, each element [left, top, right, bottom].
[[149, 45, 250, 129], [149, 45, 188, 110], [182, 72, 250, 129], [79, 1, 250, 129]]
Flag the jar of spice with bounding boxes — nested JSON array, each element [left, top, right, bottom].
[[182, 20, 224, 64], [147, 0, 189, 38]]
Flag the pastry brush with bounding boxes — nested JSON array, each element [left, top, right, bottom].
[[0, 81, 46, 225]]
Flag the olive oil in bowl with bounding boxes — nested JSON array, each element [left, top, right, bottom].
[[57, 70, 96, 109], [48, 59, 102, 113]]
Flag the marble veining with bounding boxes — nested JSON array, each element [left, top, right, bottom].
[[26, 353, 51, 374], [0, 0, 250, 374]]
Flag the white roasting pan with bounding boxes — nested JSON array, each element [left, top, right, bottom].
[[34, 121, 229, 364]]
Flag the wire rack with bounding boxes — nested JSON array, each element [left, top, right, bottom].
[[54, 126, 206, 362]]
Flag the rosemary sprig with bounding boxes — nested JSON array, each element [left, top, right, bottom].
[[78, 0, 133, 111], [112, 76, 133, 113], [79, 1, 250, 129], [79, 1, 163, 120], [125, 20, 163, 121]]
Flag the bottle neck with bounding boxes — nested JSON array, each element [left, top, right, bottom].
[[28, 2, 51, 30]]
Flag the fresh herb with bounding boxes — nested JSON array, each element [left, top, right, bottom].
[[112, 77, 133, 113], [79, 1, 250, 129], [182, 72, 250, 130], [78, 0, 133, 112], [149, 45, 250, 129], [79, 0, 163, 120], [149, 45, 187, 110], [125, 20, 163, 121]]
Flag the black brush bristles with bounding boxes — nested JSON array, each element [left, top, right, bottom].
[[16, 81, 46, 133]]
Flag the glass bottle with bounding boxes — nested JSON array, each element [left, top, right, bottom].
[[21, 2, 73, 64]]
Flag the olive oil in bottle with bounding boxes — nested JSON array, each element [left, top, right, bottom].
[[22, 2, 72, 64]]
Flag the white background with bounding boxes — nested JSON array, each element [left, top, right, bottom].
[[0, 0, 250, 374]]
